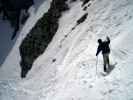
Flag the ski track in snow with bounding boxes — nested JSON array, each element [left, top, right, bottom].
[[1, 0, 133, 100]]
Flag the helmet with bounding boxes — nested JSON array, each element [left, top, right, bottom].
[[98, 39, 102, 44]]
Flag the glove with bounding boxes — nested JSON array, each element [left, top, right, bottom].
[[106, 36, 110, 40]]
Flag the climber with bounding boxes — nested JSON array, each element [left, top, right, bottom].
[[96, 36, 110, 72]]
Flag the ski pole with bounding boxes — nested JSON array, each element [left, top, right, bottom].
[[96, 56, 98, 77]]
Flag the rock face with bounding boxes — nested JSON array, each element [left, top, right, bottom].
[[19, 0, 69, 78], [81, 0, 91, 6], [77, 13, 88, 25], [0, 0, 34, 39]]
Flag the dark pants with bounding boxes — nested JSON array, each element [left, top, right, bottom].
[[103, 53, 110, 72]]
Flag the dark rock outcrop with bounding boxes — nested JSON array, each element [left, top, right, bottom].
[[81, 0, 91, 6], [77, 13, 88, 25], [0, 0, 34, 40], [19, 0, 69, 78]]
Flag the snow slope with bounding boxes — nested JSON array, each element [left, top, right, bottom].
[[1, 0, 133, 100]]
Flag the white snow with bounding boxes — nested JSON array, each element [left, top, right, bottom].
[[1, 0, 133, 100]]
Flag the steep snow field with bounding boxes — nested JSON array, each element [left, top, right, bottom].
[[1, 0, 133, 100]]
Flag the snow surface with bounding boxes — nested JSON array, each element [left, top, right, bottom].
[[1, 0, 133, 100]]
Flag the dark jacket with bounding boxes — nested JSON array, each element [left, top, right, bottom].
[[96, 38, 110, 56]]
